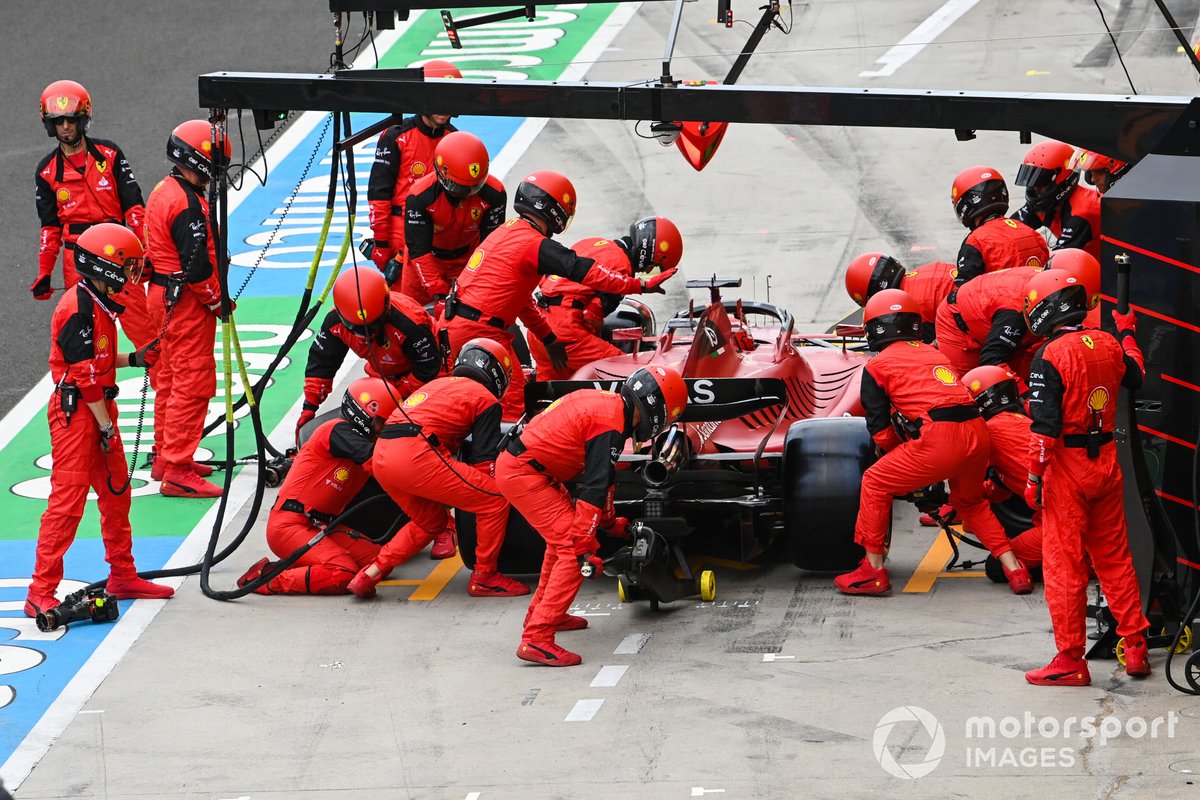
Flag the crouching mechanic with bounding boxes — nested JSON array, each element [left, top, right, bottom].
[[834, 289, 1033, 597], [347, 339, 529, 598], [961, 366, 1043, 574], [1022, 269, 1150, 685], [498, 365, 688, 667], [440, 170, 678, 420], [26, 223, 173, 618], [238, 378, 396, 595], [528, 216, 683, 379]]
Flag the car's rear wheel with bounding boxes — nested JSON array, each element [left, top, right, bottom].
[[782, 417, 873, 571], [991, 493, 1034, 537], [456, 509, 546, 575]]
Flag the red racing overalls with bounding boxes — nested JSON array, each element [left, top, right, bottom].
[[857, 340, 1011, 558], [441, 219, 647, 420], [981, 409, 1043, 568], [401, 173, 506, 305], [526, 236, 634, 379], [370, 376, 509, 574], [32, 282, 140, 599], [934, 267, 1041, 383], [261, 419, 381, 594], [494, 389, 631, 644], [898, 260, 958, 341], [34, 137, 154, 346], [1027, 326, 1148, 659], [302, 292, 442, 411], [144, 172, 225, 473], [955, 216, 1048, 285], [1012, 184, 1103, 260], [367, 116, 454, 267]]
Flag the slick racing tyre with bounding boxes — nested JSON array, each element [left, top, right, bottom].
[[783, 416, 873, 571]]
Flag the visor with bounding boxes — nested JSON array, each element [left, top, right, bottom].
[[1014, 164, 1057, 189]]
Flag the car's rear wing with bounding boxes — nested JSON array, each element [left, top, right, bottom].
[[524, 377, 787, 423]]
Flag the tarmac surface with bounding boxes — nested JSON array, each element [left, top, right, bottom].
[[4, 1, 1200, 798]]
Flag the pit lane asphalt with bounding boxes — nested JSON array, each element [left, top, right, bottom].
[[11, 1, 1200, 798]]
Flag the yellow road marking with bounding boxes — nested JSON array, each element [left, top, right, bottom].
[[902, 534, 987, 592], [1025, 69, 1051, 76], [378, 553, 464, 600]]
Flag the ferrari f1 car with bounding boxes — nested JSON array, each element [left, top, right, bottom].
[[457, 277, 876, 600]]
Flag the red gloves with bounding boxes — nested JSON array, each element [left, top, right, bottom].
[[1025, 432, 1054, 510], [30, 275, 53, 300], [303, 377, 333, 409], [981, 478, 1012, 503], [602, 516, 632, 539], [1024, 474, 1043, 510], [544, 338, 569, 371], [296, 403, 318, 444], [1112, 308, 1137, 335], [371, 245, 395, 271], [639, 268, 678, 295], [128, 339, 161, 369]]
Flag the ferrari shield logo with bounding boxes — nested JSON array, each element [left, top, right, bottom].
[[468, 162, 481, 178], [470, 207, 482, 220], [95, 160, 107, 173], [1081, 335, 1095, 349], [55, 96, 69, 110]]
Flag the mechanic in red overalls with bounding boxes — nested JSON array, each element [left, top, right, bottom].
[[366, 60, 461, 283], [497, 365, 688, 666], [1011, 140, 1103, 260], [1022, 269, 1150, 685], [26, 224, 173, 619], [951, 165, 1049, 286], [1069, 148, 1128, 196], [961, 365, 1043, 574], [834, 289, 1033, 597], [1043, 247, 1103, 329], [347, 339, 530, 598], [527, 216, 683, 379], [237, 378, 396, 595], [33, 80, 155, 348], [401, 130, 506, 306], [844, 252, 956, 342], [144, 120, 232, 499], [440, 170, 677, 420], [933, 266, 1042, 384]]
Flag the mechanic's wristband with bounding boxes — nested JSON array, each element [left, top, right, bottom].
[[542, 333, 558, 346], [302, 401, 320, 413]]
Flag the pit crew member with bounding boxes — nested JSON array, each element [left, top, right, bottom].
[[951, 165, 1049, 286], [1010, 140, 1102, 260], [844, 252, 956, 342]]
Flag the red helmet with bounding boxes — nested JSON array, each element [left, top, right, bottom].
[[74, 223, 144, 293], [623, 365, 688, 441], [1015, 140, 1078, 213], [434, 131, 489, 198], [40, 80, 92, 140], [863, 288, 922, 350], [1045, 248, 1101, 310], [453, 337, 512, 398], [167, 119, 232, 181], [341, 377, 399, 437], [1024, 268, 1087, 337], [844, 252, 906, 306], [628, 216, 683, 273], [514, 170, 576, 235], [423, 60, 463, 80], [951, 166, 1009, 229], [961, 365, 1024, 418], [333, 267, 390, 335], [1069, 148, 1128, 193]]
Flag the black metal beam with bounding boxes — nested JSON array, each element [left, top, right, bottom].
[[199, 71, 1200, 161]]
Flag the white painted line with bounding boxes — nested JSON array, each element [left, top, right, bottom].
[[613, 633, 650, 655], [691, 789, 726, 797], [577, 612, 610, 617], [0, 374, 56, 455], [762, 654, 795, 663], [465, 793, 482, 800], [589, 665, 629, 688], [859, 0, 983, 78], [77, 710, 104, 715], [564, 699, 605, 722]]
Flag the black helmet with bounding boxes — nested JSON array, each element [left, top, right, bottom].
[[863, 289, 922, 351], [1024, 269, 1087, 337], [621, 365, 687, 441], [513, 170, 575, 235], [453, 338, 512, 398]]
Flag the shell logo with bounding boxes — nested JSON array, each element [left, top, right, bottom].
[[659, 241, 670, 253], [201, 140, 212, 153], [96, 335, 109, 351], [358, 390, 374, 406], [1028, 289, 1039, 303], [1081, 335, 1095, 350], [103, 244, 116, 256], [562, 192, 572, 204], [933, 366, 957, 385], [334, 468, 350, 482], [56, 188, 70, 202], [403, 392, 428, 408], [502, 354, 512, 368], [466, 250, 484, 271], [905, 270, 918, 279], [1024, 256, 1044, 267], [968, 380, 983, 393], [1087, 387, 1110, 411], [412, 162, 426, 176], [468, 162, 481, 178], [951, 187, 959, 201]]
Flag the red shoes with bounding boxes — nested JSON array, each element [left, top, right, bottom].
[[24, 593, 60, 619], [237, 557, 277, 594], [430, 527, 457, 560], [1026, 652, 1091, 686], [160, 465, 222, 498], [106, 576, 174, 600], [555, 614, 589, 631], [348, 567, 381, 599], [1122, 634, 1152, 678], [467, 571, 530, 597], [517, 640, 582, 667], [1004, 565, 1034, 595], [918, 504, 957, 527], [150, 454, 213, 481], [833, 558, 892, 596]]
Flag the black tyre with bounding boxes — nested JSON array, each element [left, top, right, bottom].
[[338, 478, 409, 545], [456, 509, 546, 575], [783, 417, 873, 571], [991, 493, 1034, 538]]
